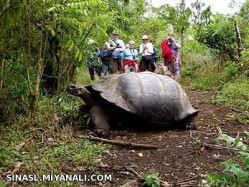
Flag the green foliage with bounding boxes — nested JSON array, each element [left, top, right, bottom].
[[157, 0, 192, 35], [181, 63, 227, 90], [225, 62, 238, 78], [193, 139, 202, 147], [196, 14, 236, 60], [56, 94, 80, 120], [0, 59, 36, 118], [190, 75, 220, 90], [28, 140, 107, 174], [206, 133, 249, 186], [143, 172, 161, 187], [239, 0, 249, 33], [191, 0, 212, 26], [0, 146, 7, 172], [212, 77, 249, 110], [241, 50, 249, 72], [181, 61, 201, 78], [0, 94, 107, 185]]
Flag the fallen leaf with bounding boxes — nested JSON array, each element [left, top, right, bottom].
[[176, 145, 183, 148], [138, 153, 143, 157], [129, 150, 135, 153], [47, 138, 55, 142], [161, 181, 170, 187], [16, 142, 25, 150], [54, 114, 59, 122], [12, 161, 23, 174], [202, 179, 209, 187], [33, 156, 39, 161]]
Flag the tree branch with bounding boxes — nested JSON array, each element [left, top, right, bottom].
[[76, 135, 159, 149]]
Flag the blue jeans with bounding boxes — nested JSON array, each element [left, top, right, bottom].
[[102, 65, 109, 75]]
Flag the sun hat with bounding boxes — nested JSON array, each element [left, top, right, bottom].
[[112, 30, 119, 35], [142, 35, 149, 40]]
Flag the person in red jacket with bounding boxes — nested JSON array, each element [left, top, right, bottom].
[[161, 33, 181, 81]]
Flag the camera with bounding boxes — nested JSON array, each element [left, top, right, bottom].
[[115, 43, 122, 48], [167, 39, 173, 46]]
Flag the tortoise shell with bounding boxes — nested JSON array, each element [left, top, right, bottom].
[[92, 72, 197, 124]]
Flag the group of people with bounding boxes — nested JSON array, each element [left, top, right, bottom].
[[86, 31, 181, 81]]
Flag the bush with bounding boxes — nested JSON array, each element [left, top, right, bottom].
[[143, 172, 161, 187], [181, 61, 201, 78], [225, 62, 238, 78], [212, 77, 249, 110], [188, 70, 227, 90], [206, 133, 249, 187], [0, 147, 7, 172], [1, 60, 36, 119]]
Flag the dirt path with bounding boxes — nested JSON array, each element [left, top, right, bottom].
[[87, 90, 247, 186]]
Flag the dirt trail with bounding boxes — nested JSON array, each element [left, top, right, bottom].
[[89, 90, 247, 186]]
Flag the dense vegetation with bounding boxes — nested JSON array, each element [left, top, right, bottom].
[[0, 0, 248, 186]]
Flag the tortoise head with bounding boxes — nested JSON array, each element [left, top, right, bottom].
[[67, 84, 89, 96]]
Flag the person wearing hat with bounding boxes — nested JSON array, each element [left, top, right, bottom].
[[139, 35, 155, 72], [122, 40, 139, 73], [87, 39, 101, 81], [107, 31, 125, 74]]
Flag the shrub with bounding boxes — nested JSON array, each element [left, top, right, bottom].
[[1, 60, 36, 119], [225, 62, 238, 78], [143, 172, 161, 187], [206, 133, 249, 187], [212, 77, 249, 110]]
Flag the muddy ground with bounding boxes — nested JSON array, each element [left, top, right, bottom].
[[77, 90, 248, 187]]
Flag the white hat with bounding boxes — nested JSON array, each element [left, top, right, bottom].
[[87, 39, 95, 45], [112, 30, 118, 35], [142, 35, 149, 40]]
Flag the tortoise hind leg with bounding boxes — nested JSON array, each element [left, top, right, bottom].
[[90, 106, 110, 137]]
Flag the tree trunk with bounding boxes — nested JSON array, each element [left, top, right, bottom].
[[0, 59, 5, 99], [180, 27, 184, 64], [218, 49, 221, 72], [33, 57, 43, 113], [25, 1, 34, 117], [179, 0, 186, 64], [32, 2, 45, 115], [234, 18, 242, 61]]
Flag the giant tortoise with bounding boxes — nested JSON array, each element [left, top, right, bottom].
[[67, 72, 198, 137]]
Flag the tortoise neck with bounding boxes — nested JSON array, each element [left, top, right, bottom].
[[80, 91, 96, 107]]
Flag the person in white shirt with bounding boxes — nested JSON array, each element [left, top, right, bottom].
[[107, 31, 125, 74], [139, 35, 155, 72]]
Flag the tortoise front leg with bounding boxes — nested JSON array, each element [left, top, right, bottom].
[[90, 105, 110, 137]]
